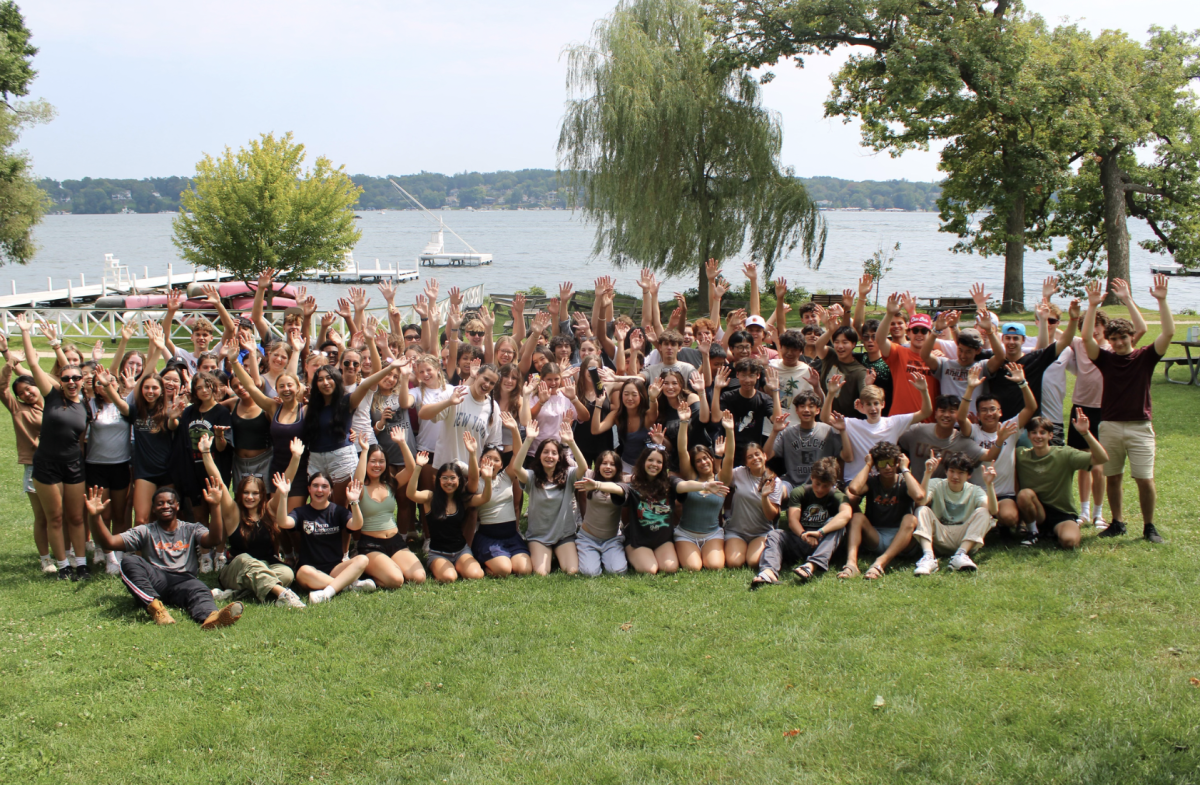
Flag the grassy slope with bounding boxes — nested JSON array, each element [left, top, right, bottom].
[[1, 334, 1199, 785]]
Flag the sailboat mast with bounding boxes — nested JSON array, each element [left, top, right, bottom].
[[388, 179, 479, 254]]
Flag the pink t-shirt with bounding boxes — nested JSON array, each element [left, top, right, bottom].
[[532, 392, 577, 450], [1067, 336, 1105, 408]]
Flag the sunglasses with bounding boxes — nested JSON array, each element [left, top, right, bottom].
[[61, 375, 82, 383], [875, 458, 894, 469], [909, 327, 930, 335], [404, 334, 420, 341], [342, 360, 360, 367], [467, 331, 485, 338], [1047, 318, 1060, 325]]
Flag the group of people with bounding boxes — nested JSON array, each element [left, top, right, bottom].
[[0, 260, 1175, 626]]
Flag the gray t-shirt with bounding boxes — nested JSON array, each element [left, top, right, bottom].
[[641, 361, 697, 383], [898, 424, 987, 484], [87, 399, 133, 464], [727, 466, 784, 538], [521, 466, 580, 545], [120, 520, 208, 575], [579, 470, 627, 541], [777, 423, 842, 487]]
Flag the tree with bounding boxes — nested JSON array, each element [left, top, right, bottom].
[[708, 0, 1071, 312], [559, 0, 826, 311], [173, 132, 363, 298], [0, 1, 52, 266], [863, 241, 897, 307]]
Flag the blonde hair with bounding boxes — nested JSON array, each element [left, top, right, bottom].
[[416, 354, 444, 389], [858, 385, 886, 404]]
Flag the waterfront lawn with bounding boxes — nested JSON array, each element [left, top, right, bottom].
[[0, 372, 1199, 784]]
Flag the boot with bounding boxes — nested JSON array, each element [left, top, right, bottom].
[[201, 602, 244, 630], [146, 599, 176, 625]]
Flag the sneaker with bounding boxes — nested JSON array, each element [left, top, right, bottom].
[[92, 547, 105, 565], [948, 552, 978, 572], [105, 555, 121, 575], [199, 554, 213, 574], [74, 565, 91, 581], [274, 589, 306, 609], [1098, 520, 1127, 538], [40, 558, 57, 575], [1019, 531, 1038, 547], [349, 578, 377, 593], [211, 588, 236, 603], [1143, 523, 1165, 544], [309, 587, 334, 604], [1093, 514, 1108, 532], [56, 565, 75, 582], [201, 601, 244, 630], [214, 552, 227, 571], [913, 554, 939, 576], [145, 598, 176, 625]]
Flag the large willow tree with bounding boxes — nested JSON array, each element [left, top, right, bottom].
[[558, 0, 825, 308]]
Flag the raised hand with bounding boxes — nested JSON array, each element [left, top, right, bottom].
[[982, 464, 997, 486], [389, 425, 406, 444], [1109, 278, 1132, 303], [449, 385, 468, 405], [858, 273, 874, 297], [909, 373, 928, 392], [415, 451, 431, 468], [1068, 299, 1081, 320], [827, 373, 845, 395], [302, 295, 318, 318], [677, 401, 692, 422], [1041, 275, 1059, 302], [1149, 273, 1169, 301], [345, 478, 363, 505], [763, 365, 779, 394], [842, 288, 855, 311], [448, 286, 463, 309], [629, 329, 644, 352], [647, 423, 666, 446], [335, 298, 353, 321], [713, 366, 731, 390], [1004, 362, 1026, 384], [925, 454, 941, 475], [201, 284, 221, 306], [561, 378, 578, 400], [202, 477, 223, 507], [969, 282, 989, 309], [864, 368, 877, 387], [771, 412, 788, 432], [537, 380, 551, 402], [377, 279, 396, 304], [712, 434, 726, 457], [500, 411, 518, 430], [166, 288, 185, 313], [721, 409, 734, 431], [688, 370, 705, 393], [85, 486, 110, 517], [648, 377, 663, 399], [273, 472, 291, 494], [1085, 279, 1105, 307], [885, 291, 901, 316], [742, 261, 758, 282], [1072, 406, 1091, 435], [197, 432, 213, 453], [462, 431, 478, 454], [92, 339, 105, 362], [900, 291, 917, 316], [290, 437, 305, 458], [966, 364, 982, 389], [996, 420, 1019, 442], [524, 421, 540, 443], [705, 257, 722, 283], [558, 420, 574, 445]]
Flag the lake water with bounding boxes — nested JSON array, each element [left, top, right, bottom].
[[17, 210, 1200, 311]]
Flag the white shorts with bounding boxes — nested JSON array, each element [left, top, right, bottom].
[[306, 445, 359, 483]]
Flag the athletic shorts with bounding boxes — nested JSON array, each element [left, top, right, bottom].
[[22, 464, 34, 494], [1066, 405, 1102, 451], [428, 544, 472, 565], [32, 457, 84, 486], [358, 532, 408, 558], [1098, 420, 1155, 479], [86, 461, 131, 491], [1041, 505, 1078, 530], [872, 526, 918, 556], [674, 527, 724, 546]]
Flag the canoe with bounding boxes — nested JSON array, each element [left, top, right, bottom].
[[184, 281, 298, 300]]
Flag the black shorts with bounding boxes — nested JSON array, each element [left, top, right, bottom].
[[1042, 505, 1078, 530], [1066, 405, 1102, 450], [358, 532, 408, 558], [86, 461, 131, 491], [32, 457, 85, 485], [136, 474, 174, 488]]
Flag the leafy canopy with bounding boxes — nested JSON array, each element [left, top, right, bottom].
[[173, 132, 363, 284]]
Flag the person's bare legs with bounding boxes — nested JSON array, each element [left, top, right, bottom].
[[28, 491, 48, 558], [745, 536, 767, 569], [701, 538, 725, 570], [296, 554, 369, 594], [676, 540, 703, 572], [32, 480, 66, 561], [554, 542, 579, 575], [723, 537, 747, 569], [529, 542, 555, 576], [364, 551, 407, 589], [61, 482, 87, 561], [1134, 478, 1157, 526], [1106, 474, 1125, 522], [653, 542, 678, 574], [841, 513, 874, 576], [870, 514, 918, 573]]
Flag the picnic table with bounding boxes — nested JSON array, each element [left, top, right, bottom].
[[1163, 341, 1200, 386]]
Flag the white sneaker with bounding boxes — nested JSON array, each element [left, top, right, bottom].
[[309, 587, 334, 604], [40, 558, 57, 575], [349, 578, 377, 593], [199, 554, 213, 574], [913, 554, 939, 576], [211, 588, 236, 603], [85, 540, 95, 554], [948, 552, 978, 572], [66, 546, 76, 560], [93, 546, 105, 565], [214, 552, 227, 570], [105, 554, 121, 575], [274, 589, 306, 609], [1093, 515, 1108, 532]]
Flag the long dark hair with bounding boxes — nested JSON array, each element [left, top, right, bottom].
[[430, 461, 470, 520], [615, 379, 650, 436], [362, 444, 398, 492], [135, 374, 167, 431], [235, 475, 270, 530], [631, 446, 670, 500], [303, 366, 347, 444], [532, 438, 569, 488], [493, 362, 523, 417]]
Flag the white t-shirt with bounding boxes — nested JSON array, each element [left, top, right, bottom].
[[173, 347, 198, 374], [934, 358, 987, 414], [433, 392, 502, 467], [841, 413, 916, 482], [1040, 351, 1069, 424], [770, 359, 816, 424], [412, 385, 447, 454], [970, 416, 1019, 497]]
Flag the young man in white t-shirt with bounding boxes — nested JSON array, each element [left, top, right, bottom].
[[820, 375, 931, 484], [770, 328, 819, 426]]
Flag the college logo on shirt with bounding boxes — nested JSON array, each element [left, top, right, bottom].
[[302, 518, 339, 536]]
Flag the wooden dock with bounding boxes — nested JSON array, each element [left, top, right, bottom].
[[1, 260, 233, 309]]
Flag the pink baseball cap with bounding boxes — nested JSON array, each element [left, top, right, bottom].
[[908, 314, 933, 330]]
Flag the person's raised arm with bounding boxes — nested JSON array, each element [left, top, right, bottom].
[[1081, 280, 1104, 361], [85, 488, 126, 552], [957, 365, 981, 437], [250, 268, 274, 341], [197, 433, 238, 532], [911, 374, 932, 422], [764, 365, 783, 423], [93, 367, 132, 416], [853, 273, 872, 333], [898, 454, 924, 504], [405, 447, 434, 506], [744, 263, 760, 317], [1071, 407, 1109, 466], [708, 365, 729, 423], [1148, 274, 1174, 355], [344, 478, 365, 532], [876, 294, 899, 359], [201, 284, 237, 338], [820, 373, 844, 426], [774, 277, 788, 334], [981, 465, 999, 518], [918, 455, 939, 505], [1107, 278, 1148, 344], [161, 288, 185, 357], [14, 315, 54, 396], [197, 478, 227, 549], [349, 358, 395, 409], [920, 311, 945, 371], [559, 420, 587, 472], [511, 422, 539, 484], [1007, 362, 1038, 428], [847, 452, 874, 498]]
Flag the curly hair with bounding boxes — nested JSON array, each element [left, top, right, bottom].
[[868, 441, 902, 464]]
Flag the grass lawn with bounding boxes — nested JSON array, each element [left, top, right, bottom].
[[1, 338, 1199, 784]]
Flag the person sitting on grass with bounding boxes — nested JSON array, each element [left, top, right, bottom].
[[710, 359, 782, 465], [86, 484, 244, 628], [511, 421, 586, 576], [1014, 412, 1109, 549], [573, 450, 630, 576], [404, 444, 493, 584], [838, 442, 923, 581], [750, 457, 852, 589], [275, 471, 375, 603], [622, 442, 682, 575], [673, 403, 734, 572], [727, 413, 785, 570], [912, 452, 998, 576]]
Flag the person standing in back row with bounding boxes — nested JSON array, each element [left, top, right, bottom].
[[1081, 275, 1173, 543]]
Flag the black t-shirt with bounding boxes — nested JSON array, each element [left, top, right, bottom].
[[854, 352, 892, 415], [863, 474, 914, 530], [986, 346, 1060, 420], [574, 398, 615, 461], [658, 400, 711, 472], [623, 477, 682, 546], [292, 503, 351, 569], [132, 413, 175, 478], [787, 484, 848, 531], [177, 403, 233, 497], [35, 389, 88, 463], [719, 388, 774, 459], [227, 521, 278, 564], [309, 394, 353, 452]]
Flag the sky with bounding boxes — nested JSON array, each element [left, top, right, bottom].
[[16, 0, 1200, 183]]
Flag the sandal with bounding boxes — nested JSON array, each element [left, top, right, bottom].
[[837, 563, 860, 579], [750, 569, 779, 590], [793, 563, 815, 582], [864, 563, 885, 580]]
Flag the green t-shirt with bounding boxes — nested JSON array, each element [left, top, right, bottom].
[[1015, 446, 1093, 516], [925, 479, 987, 525], [787, 485, 849, 531]]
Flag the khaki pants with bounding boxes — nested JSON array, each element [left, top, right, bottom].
[[915, 507, 994, 555], [218, 552, 294, 602]]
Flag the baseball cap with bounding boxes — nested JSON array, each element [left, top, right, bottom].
[[1001, 323, 1026, 337], [745, 315, 768, 329], [957, 328, 983, 349], [908, 314, 933, 330]]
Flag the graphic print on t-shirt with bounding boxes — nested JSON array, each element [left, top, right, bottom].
[[302, 515, 341, 536], [637, 499, 671, 531], [801, 503, 830, 528]]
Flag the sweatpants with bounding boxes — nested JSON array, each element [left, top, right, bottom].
[[759, 527, 844, 575], [119, 554, 217, 623], [218, 553, 294, 602], [575, 530, 627, 576], [915, 507, 994, 555]]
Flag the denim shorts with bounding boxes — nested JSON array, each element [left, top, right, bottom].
[[428, 544, 473, 565], [307, 445, 358, 483], [675, 527, 724, 546], [22, 464, 34, 494], [873, 526, 919, 556]]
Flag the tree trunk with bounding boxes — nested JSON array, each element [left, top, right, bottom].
[[697, 234, 712, 316], [1099, 151, 1130, 306], [1001, 194, 1025, 313]]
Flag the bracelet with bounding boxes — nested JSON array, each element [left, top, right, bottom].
[[347, 500, 360, 507], [1016, 381, 1028, 388], [49, 340, 61, 348]]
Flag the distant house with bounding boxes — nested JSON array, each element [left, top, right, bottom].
[[112, 190, 132, 201]]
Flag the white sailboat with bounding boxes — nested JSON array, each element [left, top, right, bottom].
[[389, 180, 493, 268]]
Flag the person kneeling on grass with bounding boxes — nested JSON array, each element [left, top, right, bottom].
[[403, 442, 493, 584], [750, 457, 852, 589], [912, 452, 998, 575], [838, 442, 923, 581], [1014, 413, 1109, 549], [275, 471, 376, 604], [85, 484, 244, 628]]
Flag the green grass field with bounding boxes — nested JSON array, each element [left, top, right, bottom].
[[1, 333, 1199, 784]]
